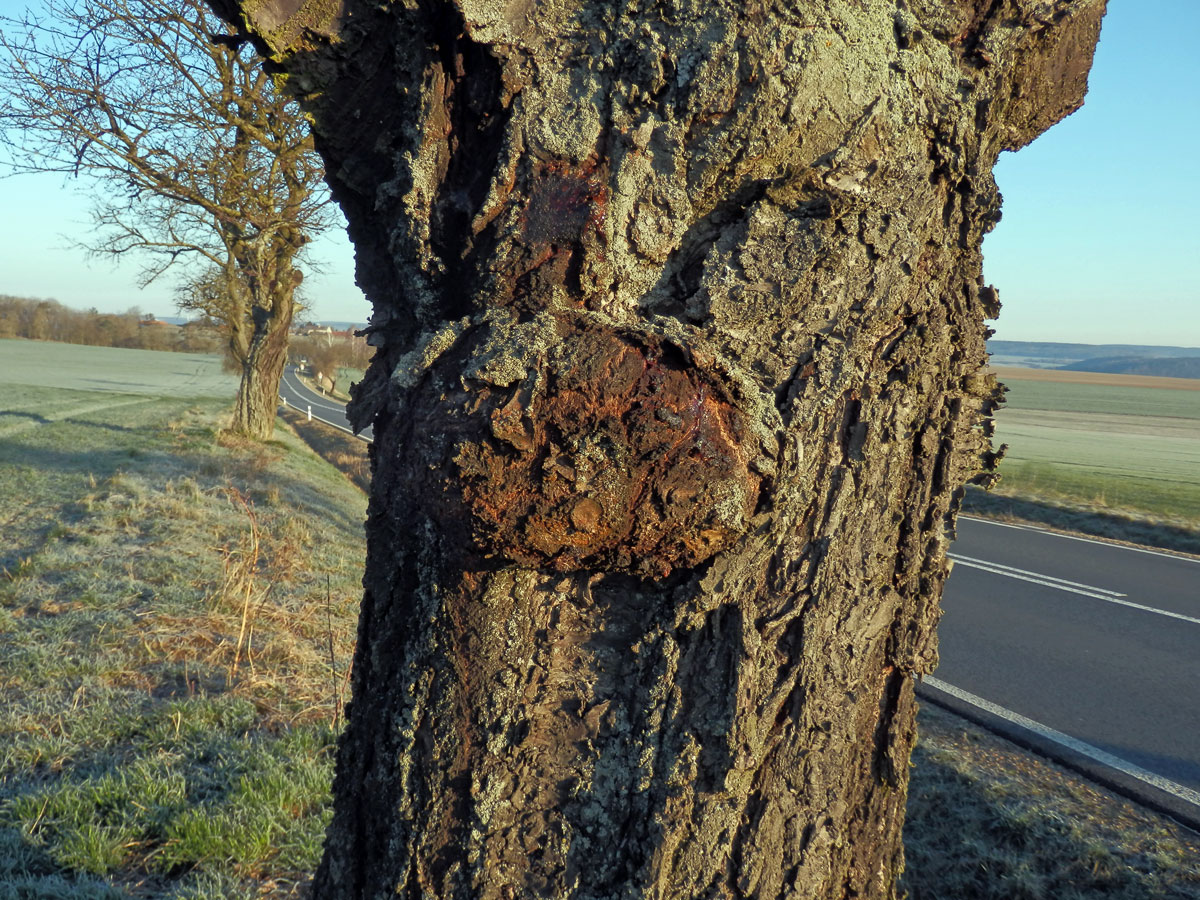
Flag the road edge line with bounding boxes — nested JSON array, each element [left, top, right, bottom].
[[948, 553, 1126, 596], [916, 677, 1200, 835], [278, 398, 370, 443], [959, 514, 1200, 564]]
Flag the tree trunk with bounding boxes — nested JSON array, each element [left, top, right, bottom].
[[230, 289, 293, 440], [209, 0, 1105, 895]]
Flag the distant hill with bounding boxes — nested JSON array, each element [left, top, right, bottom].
[[988, 340, 1200, 379], [988, 340, 1200, 370], [1060, 355, 1200, 379]]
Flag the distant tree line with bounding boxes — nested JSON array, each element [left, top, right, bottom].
[[0, 294, 222, 353], [1, 292, 374, 384]]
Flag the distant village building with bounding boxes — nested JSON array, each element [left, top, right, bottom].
[[293, 322, 358, 344], [294, 322, 332, 337]]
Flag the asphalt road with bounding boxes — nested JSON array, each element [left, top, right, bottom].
[[278, 367, 372, 441], [938, 515, 1200, 801]]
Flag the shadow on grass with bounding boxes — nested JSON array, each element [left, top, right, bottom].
[[0, 439, 191, 571], [0, 422, 366, 538], [279, 408, 370, 495], [59, 418, 142, 434], [903, 706, 1200, 900], [0, 440, 165, 477], [962, 487, 1200, 555], [0, 410, 51, 426]]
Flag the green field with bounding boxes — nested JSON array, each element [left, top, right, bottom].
[[990, 373, 1200, 529], [0, 342, 364, 898], [333, 367, 363, 398]]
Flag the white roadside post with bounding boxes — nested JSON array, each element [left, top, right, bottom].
[[307, 405, 312, 422]]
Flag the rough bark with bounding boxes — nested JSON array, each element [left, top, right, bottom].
[[219, 235, 306, 439], [230, 285, 296, 440], [208, 0, 1105, 896]]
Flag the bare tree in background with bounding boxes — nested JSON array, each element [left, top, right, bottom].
[[0, 0, 331, 438]]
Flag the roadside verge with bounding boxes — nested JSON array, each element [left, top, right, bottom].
[[918, 678, 1200, 834]]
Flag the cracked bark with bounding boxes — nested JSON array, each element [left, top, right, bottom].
[[206, 0, 1105, 896]]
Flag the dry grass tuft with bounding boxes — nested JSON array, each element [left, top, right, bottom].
[[0, 383, 365, 897]]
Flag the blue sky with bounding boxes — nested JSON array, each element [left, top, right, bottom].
[[1, 1, 1196, 345], [982, 0, 1199, 346], [0, 129, 367, 325]]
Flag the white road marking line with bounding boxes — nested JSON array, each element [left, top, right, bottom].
[[283, 376, 349, 414], [960, 515, 1037, 532], [281, 371, 373, 440], [960, 514, 1200, 564], [951, 555, 1200, 622], [949, 554, 1200, 624], [283, 396, 346, 418], [923, 677, 1200, 810], [949, 553, 1125, 596]]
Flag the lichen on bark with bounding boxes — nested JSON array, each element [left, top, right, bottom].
[[206, 0, 1106, 897]]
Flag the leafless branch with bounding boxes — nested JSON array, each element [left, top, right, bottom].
[[0, 0, 333, 435]]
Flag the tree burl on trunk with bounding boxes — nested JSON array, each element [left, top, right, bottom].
[[206, 1, 1105, 897]]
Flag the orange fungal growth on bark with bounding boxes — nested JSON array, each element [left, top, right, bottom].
[[408, 314, 764, 578]]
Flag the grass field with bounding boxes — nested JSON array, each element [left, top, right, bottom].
[[903, 704, 1200, 900], [0, 339, 235, 398], [0, 343, 365, 897], [333, 368, 363, 399], [985, 367, 1200, 535]]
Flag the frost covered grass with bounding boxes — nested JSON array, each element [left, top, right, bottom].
[[4, 344, 1197, 896], [0, 338, 236, 398], [0, 353, 365, 898], [904, 703, 1200, 900]]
